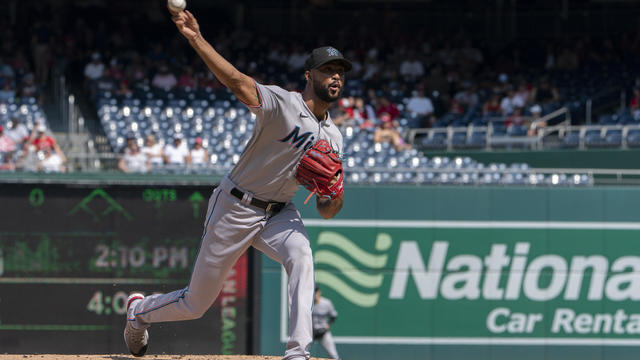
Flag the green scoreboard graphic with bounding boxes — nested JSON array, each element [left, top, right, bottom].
[[0, 184, 249, 355]]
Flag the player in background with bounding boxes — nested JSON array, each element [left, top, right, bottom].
[[312, 287, 340, 360], [123, 3, 350, 360]]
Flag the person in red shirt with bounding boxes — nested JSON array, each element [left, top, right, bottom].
[[376, 96, 400, 120], [32, 124, 56, 151], [31, 124, 67, 163]]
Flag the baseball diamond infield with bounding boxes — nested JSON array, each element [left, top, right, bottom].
[[0, 356, 330, 360]]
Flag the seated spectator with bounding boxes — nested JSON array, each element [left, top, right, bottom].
[[399, 51, 424, 82], [376, 97, 400, 120], [531, 78, 560, 113], [0, 152, 16, 171], [38, 147, 66, 173], [331, 98, 355, 127], [93, 69, 118, 95], [141, 134, 164, 166], [500, 88, 524, 116], [31, 124, 66, 162], [0, 80, 15, 102], [187, 137, 209, 165], [514, 81, 531, 106], [84, 52, 105, 86], [406, 87, 435, 127], [630, 87, 640, 120], [453, 82, 479, 111], [504, 107, 526, 134], [20, 73, 42, 103], [0, 125, 16, 155], [353, 97, 375, 124], [5, 117, 29, 148], [482, 93, 501, 116], [527, 105, 547, 136], [116, 80, 133, 97], [163, 134, 188, 165], [178, 66, 197, 89], [152, 64, 177, 91], [119, 142, 149, 173], [373, 114, 410, 151]]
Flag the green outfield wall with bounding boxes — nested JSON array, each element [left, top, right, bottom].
[[260, 185, 640, 360]]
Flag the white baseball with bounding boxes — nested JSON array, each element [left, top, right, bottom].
[[168, 0, 186, 12]]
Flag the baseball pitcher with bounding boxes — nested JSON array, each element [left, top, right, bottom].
[[123, 4, 350, 360]]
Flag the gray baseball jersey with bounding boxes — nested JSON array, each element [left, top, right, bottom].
[[126, 81, 342, 360], [230, 83, 344, 202], [312, 297, 338, 331], [312, 297, 340, 359]]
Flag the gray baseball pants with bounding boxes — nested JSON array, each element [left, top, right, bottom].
[[127, 176, 314, 360]]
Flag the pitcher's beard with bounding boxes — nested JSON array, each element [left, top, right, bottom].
[[314, 80, 342, 103]]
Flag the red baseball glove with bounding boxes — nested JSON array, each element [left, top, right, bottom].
[[296, 139, 344, 204]]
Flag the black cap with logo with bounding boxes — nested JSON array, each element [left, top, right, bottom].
[[304, 46, 352, 72]]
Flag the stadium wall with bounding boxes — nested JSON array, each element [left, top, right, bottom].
[[261, 185, 640, 360], [422, 149, 640, 169]]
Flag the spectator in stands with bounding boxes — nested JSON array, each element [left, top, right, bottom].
[[514, 81, 531, 107], [31, 124, 66, 162], [93, 69, 118, 96], [331, 97, 354, 127], [0, 80, 15, 102], [84, 52, 105, 86], [353, 97, 376, 124], [163, 133, 188, 165], [505, 107, 526, 135], [38, 147, 66, 173], [152, 64, 177, 91], [5, 117, 29, 147], [178, 66, 197, 89], [424, 64, 449, 99], [630, 87, 640, 120], [20, 73, 42, 103], [527, 104, 547, 136], [453, 82, 479, 111], [406, 87, 435, 127], [376, 96, 400, 120], [119, 142, 149, 173], [288, 45, 307, 71], [531, 78, 560, 113], [482, 92, 501, 117], [0, 56, 15, 83], [108, 58, 125, 83], [187, 137, 209, 166], [124, 55, 148, 85], [116, 80, 133, 97], [374, 113, 410, 151], [0, 125, 16, 155], [399, 51, 424, 82], [141, 134, 164, 166], [500, 87, 524, 116], [0, 152, 16, 171]]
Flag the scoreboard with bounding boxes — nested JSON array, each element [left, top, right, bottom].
[[0, 183, 251, 354]]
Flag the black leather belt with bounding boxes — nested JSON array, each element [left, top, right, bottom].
[[230, 187, 286, 214]]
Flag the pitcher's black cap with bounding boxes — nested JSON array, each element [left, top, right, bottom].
[[304, 46, 352, 72]]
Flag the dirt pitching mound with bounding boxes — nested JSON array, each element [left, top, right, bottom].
[[0, 356, 330, 360]]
